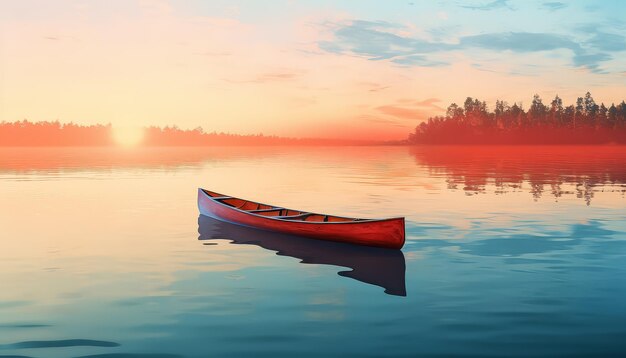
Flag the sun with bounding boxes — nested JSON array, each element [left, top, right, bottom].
[[112, 126, 145, 147]]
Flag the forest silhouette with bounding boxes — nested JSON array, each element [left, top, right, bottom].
[[0, 121, 374, 146], [409, 92, 626, 144], [2, 92, 626, 146], [0, 121, 115, 146]]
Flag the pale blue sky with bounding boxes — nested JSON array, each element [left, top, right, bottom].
[[1, 0, 625, 138]]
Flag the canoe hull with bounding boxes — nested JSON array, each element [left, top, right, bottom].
[[197, 189, 405, 249]]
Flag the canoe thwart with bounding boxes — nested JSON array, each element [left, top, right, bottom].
[[248, 208, 285, 213], [198, 188, 405, 249]]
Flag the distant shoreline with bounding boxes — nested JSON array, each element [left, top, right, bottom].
[[2, 114, 626, 146], [2, 143, 626, 148]]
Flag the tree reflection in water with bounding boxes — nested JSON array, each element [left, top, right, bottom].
[[410, 145, 626, 205]]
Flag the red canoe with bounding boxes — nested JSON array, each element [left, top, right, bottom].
[[197, 188, 405, 249]]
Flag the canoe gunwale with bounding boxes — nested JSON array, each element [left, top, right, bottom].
[[199, 188, 404, 225]]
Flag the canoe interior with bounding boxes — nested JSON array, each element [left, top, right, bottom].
[[202, 189, 361, 223]]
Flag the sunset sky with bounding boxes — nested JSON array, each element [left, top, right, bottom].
[[1, 0, 625, 140]]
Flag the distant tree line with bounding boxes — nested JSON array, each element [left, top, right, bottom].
[[0, 120, 373, 146], [141, 126, 365, 146], [0, 120, 114, 146], [409, 93, 626, 144]]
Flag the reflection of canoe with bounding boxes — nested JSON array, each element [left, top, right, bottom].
[[198, 215, 407, 296], [198, 188, 405, 249]]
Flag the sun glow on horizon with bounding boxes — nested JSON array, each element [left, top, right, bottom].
[[112, 126, 145, 147], [1, 1, 625, 141]]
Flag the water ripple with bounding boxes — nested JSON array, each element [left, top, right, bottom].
[[0, 340, 119, 349]]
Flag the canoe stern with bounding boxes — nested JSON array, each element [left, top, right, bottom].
[[198, 188, 405, 249]]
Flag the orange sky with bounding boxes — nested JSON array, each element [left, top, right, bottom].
[[1, 1, 625, 140]]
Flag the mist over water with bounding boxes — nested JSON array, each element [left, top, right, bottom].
[[1, 146, 625, 357]]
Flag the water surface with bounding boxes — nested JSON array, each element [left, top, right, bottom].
[[1, 146, 625, 357]]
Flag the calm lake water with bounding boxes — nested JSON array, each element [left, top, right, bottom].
[[1, 146, 625, 357]]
